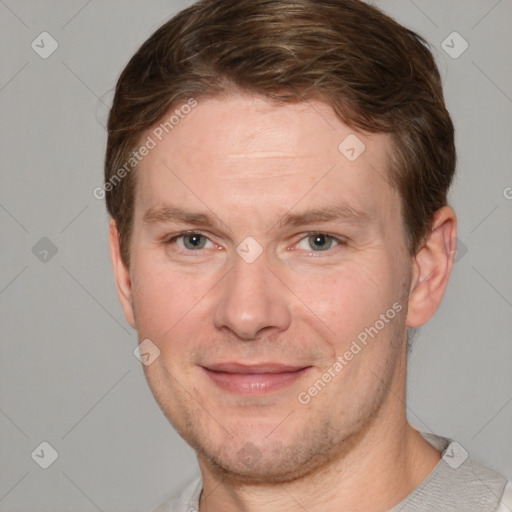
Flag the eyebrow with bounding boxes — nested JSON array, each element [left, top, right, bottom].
[[143, 206, 216, 227], [142, 204, 372, 230], [276, 204, 371, 229]]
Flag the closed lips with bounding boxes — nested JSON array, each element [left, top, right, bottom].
[[203, 363, 310, 373], [201, 363, 312, 395]]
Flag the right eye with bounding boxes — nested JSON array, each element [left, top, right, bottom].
[[165, 231, 220, 256]]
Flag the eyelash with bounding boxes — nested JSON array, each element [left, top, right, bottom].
[[165, 231, 346, 257]]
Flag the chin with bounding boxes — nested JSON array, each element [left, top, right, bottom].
[[196, 435, 338, 485]]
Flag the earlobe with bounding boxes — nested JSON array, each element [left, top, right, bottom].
[[406, 206, 457, 328], [109, 219, 136, 329]]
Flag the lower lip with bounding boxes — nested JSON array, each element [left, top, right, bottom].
[[202, 368, 310, 395]]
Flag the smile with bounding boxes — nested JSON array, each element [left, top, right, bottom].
[[201, 363, 311, 395]]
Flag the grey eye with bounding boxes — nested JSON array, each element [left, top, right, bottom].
[[182, 233, 207, 250], [307, 234, 335, 251]]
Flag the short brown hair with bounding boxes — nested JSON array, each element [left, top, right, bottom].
[[105, 0, 455, 267]]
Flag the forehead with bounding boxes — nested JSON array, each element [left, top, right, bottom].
[[134, 94, 399, 230]]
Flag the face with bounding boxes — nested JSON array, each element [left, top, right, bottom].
[[114, 93, 416, 483]]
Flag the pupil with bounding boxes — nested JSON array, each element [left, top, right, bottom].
[[311, 234, 331, 251], [185, 234, 204, 249]]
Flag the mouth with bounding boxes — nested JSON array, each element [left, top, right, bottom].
[[201, 362, 312, 395]]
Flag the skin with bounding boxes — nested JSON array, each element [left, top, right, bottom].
[[110, 93, 457, 511]]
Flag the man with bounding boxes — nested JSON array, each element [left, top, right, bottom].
[[104, 0, 511, 510]]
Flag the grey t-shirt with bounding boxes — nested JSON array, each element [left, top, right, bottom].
[[154, 434, 510, 512]]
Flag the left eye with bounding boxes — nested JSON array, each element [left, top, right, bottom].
[[296, 233, 341, 252]]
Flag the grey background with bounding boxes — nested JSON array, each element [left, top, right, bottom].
[[0, 1, 511, 511]]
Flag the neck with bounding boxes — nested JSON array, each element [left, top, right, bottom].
[[197, 351, 441, 512]]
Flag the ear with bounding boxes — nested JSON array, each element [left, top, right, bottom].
[[406, 206, 457, 328], [109, 219, 136, 329]]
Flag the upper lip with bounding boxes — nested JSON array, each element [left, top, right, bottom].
[[203, 362, 310, 374]]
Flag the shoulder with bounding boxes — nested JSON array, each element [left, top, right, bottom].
[[496, 481, 512, 512], [153, 477, 202, 512], [391, 434, 509, 512]]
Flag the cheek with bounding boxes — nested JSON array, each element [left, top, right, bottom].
[[291, 258, 396, 345], [130, 261, 207, 341]]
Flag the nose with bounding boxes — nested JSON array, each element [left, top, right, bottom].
[[213, 249, 292, 340]]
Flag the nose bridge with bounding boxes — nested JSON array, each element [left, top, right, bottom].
[[213, 247, 291, 340]]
